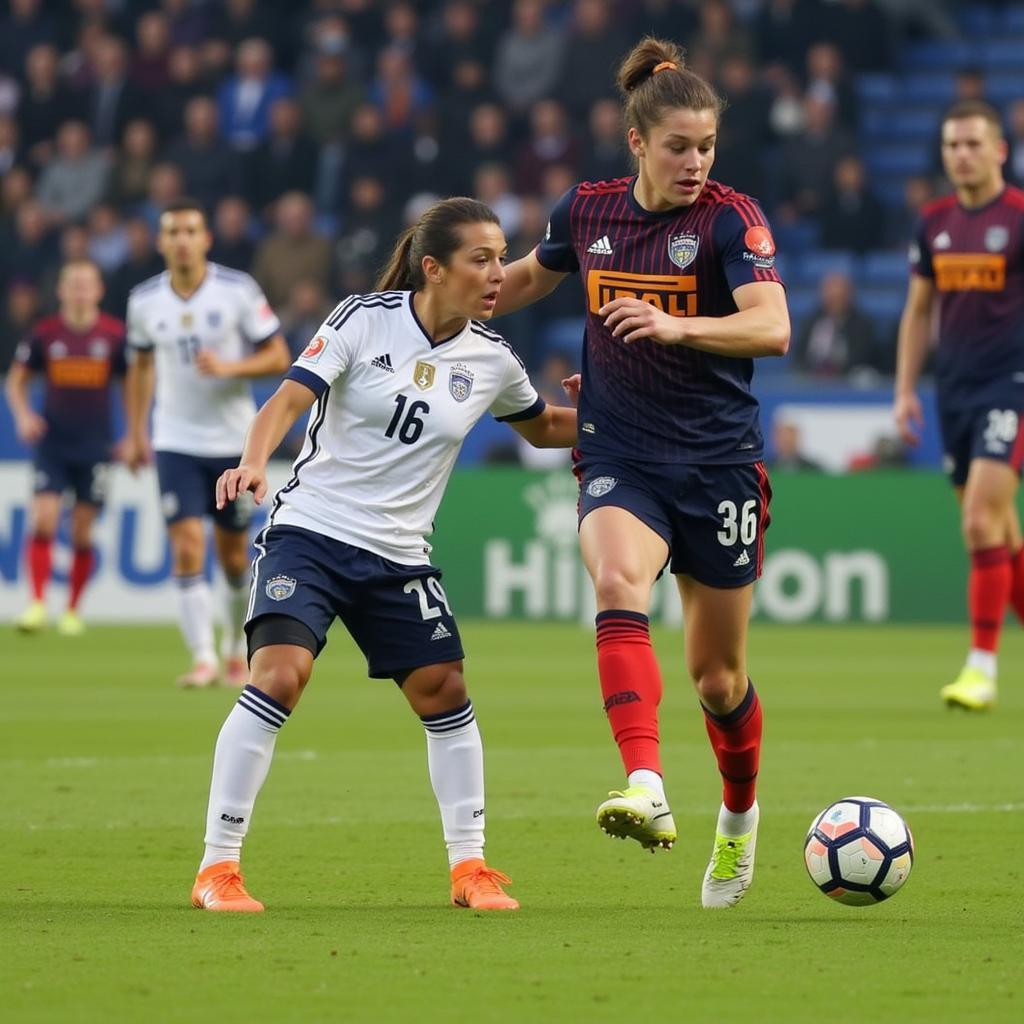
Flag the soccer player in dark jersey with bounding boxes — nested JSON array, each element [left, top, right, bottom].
[[5, 259, 127, 635], [896, 100, 1024, 712], [494, 38, 789, 908]]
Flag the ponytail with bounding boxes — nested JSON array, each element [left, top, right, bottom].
[[375, 225, 418, 291]]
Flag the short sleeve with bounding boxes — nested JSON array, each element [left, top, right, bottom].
[[285, 302, 362, 397], [125, 291, 153, 350], [238, 275, 282, 345], [714, 201, 784, 292], [490, 342, 546, 422], [535, 185, 580, 274], [14, 332, 44, 372], [908, 219, 933, 279]]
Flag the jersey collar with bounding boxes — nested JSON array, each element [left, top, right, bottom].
[[405, 292, 470, 348]]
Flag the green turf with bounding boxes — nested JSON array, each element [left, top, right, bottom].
[[2, 623, 1022, 1023]]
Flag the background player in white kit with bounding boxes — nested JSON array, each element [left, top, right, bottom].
[[190, 197, 578, 913], [124, 199, 290, 688]]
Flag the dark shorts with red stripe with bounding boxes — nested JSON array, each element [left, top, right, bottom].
[[937, 399, 1024, 487], [574, 455, 772, 588]]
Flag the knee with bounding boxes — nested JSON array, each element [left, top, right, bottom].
[[249, 655, 311, 709], [961, 504, 999, 550], [172, 533, 205, 575], [693, 666, 747, 715], [592, 564, 649, 610], [403, 663, 468, 716]]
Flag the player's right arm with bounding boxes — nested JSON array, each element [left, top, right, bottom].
[[123, 348, 155, 471], [216, 379, 316, 508], [894, 275, 935, 447], [3, 359, 47, 445]]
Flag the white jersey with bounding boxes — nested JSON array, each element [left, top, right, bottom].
[[271, 291, 544, 565], [126, 263, 281, 457]]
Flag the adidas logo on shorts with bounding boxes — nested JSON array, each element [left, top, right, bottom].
[[371, 353, 395, 373], [733, 549, 751, 567], [430, 622, 452, 641]]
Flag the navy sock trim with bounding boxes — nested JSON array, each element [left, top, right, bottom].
[[595, 609, 649, 628], [702, 679, 756, 728], [421, 699, 475, 734], [238, 684, 291, 729]]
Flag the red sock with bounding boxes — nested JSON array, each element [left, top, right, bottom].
[[69, 547, 95, 611], [28, 534, 52, 601], [1008, 547, 1024, 624], [595, 610, 663, 776], [969, 546, 1012, 652], [703, 682, 762, 813]]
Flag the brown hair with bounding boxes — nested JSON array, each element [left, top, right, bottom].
[[616, 36, 725, 140], [942, 99, 1004, 136], [160, 196, 209, 224], [375, 196, 500, 291]]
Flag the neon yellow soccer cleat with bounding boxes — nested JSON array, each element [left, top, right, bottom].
[[56, 610, 86, 636], [940, 666, 996, 710], [701, 805, 759, 909], [596, 785, 676, 851], [14, 600, 48, 633]]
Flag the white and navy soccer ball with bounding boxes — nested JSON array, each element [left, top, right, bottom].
[[804, 796, 915, 906]]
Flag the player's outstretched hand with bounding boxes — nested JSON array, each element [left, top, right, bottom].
[[561, 373, 581, 407], [217, 465, 267, 509], [15, 411, 47, 445], [894, 391, 923, 447], [195, 350, 229, 378], [600, 297, 681, 345], [121, 436, 152, 473]]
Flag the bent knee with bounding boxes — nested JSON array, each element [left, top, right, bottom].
[[961, 506, 1003, 550], [249, 654, 312, 709], [591, 565, 652, 610], [693, 668, 747, 713]]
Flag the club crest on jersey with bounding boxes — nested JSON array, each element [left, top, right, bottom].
[[449, 363, 474, 402], [667, 231, 699, 270], [207, 310, 222, 327], [985, 225, 1009, 253], [414, 360, 436, 391], [265, 575, 296, 601], [89, 338, 109, 359], [180, 313, 193, 328], [301, 335, 328, 363], [587, 475, 617, 497]]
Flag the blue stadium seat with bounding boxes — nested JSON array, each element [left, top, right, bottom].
[[795, 251, 858, 286], [865, 146, 931, 177], [989, 74, 1024, 103], [958, 5, 995, 34], [873, 177, 910, 210], [902, 40, 975, 72], [856, 73, 898, 103], [862, 251, 910, 285], [786, 287, 819, 323], [858, 288, 905, 320], [773, 219, 819, 258], [977, 38, 1024, 69], [903, 73, 956, 103], [541, 317, 585, 357], [861, 106, 940, 141], [1003, 7, 1024, 34]]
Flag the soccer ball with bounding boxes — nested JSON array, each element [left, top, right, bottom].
[[804, 796, 915, 906]]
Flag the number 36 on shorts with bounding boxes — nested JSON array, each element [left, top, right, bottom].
[[716, 499, 758, 547]]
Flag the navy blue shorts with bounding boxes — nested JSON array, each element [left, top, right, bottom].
[[574, 455, 772, 588], [155, 450, 252, 531], [937, 400, 1024, 487], [246, 525, 465, 678], [34, 447, 111, 507]]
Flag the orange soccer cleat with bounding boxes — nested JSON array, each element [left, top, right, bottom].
[[191, 861, 264, 912], [223, 656, 249, 688], [176, 662, 219, 689], [450, 858, 519, 911]]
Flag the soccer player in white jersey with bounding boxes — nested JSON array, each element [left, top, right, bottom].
[[190, 197, 579, 913], [124, 199, 290, 688]]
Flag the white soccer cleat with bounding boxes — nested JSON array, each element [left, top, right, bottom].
[[596, 785, 676, 851], [176, 661, 219, 689], [701, 804, 759, 908]]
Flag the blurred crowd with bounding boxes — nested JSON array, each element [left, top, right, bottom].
[[0, 0, 1016, 381]]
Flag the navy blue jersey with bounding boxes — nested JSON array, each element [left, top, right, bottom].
[[910, 185, 1024, 407], [536, 176, 783, 464]]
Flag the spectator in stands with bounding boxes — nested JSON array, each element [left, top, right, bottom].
[[885, 173, 935, 248], [474, 163, 522, 238], [343, 102, 402, 196], [216, 37, 292, 151], [515, 99, 580, 195], [424, 1, 496, 89], [0, 116, 22, 177], [209, 195, 256, 272], [832, 0, 893, 73], [212, 0, 282, 53], [245, 98, 318, 213], [819, 154, 886, 253], [0, 0, 56, 79], [161, 0, 209, 48], [252, 190, 332, 309], [769, 417, 824, 471], [369, 45, 433, 142], [382, 2, 422, 61], [167, 96, 240, 213], [437, 58, 493, 158], [493, 0, 565, 118], [777, 94, 854, 220], [131, 10, 172, 96], [85, 35, 144, 150], [692, 0, 754, 66], [278, 278, 331, 359], [155, 45, 206, 139], [299, 39, 363, 149], [137, 161, 184, 231], [86, 202, 128, 273], [455, 103, 512, 191], [0, 279, 40, 374], [1006, 98, 1024, 187], [102, 216, 162, 316], [39, 223, 91, 312], [19, 43, 79, 168], [1, 166, 34, 242], [804, 42, 858, 130], [751, 0, 812, 76], [334, 174, 397, 286], [713, 53, 774, 199], [793, 271, 878, 378], [34, 121, 109, 226], [2, 200, 52, 289], [559, 0, 624, 117], [107, 118, 157, 213], [581, 98, 625, 183]]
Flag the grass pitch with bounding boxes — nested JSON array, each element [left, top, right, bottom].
[[2, 622, 1022, 1023]]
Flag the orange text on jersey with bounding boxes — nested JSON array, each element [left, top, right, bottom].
[[587, 269, 699, 317], [47, 358, 111, 388], [932, 253, 1006, 292]]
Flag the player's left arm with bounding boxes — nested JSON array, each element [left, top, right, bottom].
[[508, 402, 578, 448], [195, 333, 291, 379]]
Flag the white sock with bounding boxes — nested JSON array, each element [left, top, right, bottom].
[[628, 768, 666, 800], [220, 571, 250, 660], [966, 648, 997, 679], [717, 799, 759, 838], [175, 573, 216, 666], [199, 685, 291, 870], [421, 700, 485, 868]]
